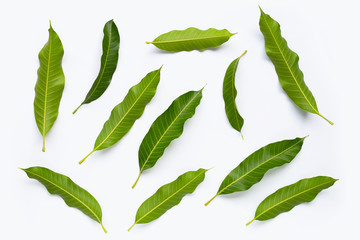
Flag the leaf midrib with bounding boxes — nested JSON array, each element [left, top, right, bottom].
[[94, 70, 160, 151], [254, 179, 335, 221], [218, 138, 304, 195], [85, 23, 113, 102], [23, 169, 101, 224], [150, 34, 233, 45], [262, 14, 318, 114], [134, 170, 204, 224], [42, 31, 52, 138], [139, 90, 202, 174]]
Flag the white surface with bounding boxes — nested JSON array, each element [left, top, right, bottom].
[[0, 0, 358, 239]]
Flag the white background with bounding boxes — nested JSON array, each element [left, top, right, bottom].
[[1, 0, 358, 239]]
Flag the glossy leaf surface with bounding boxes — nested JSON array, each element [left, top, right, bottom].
[[133, 89, 203, 188], [73, 20, 120, 113], [129, 168, 207, 231], [259, 8, 333, 125], [34, 23, 65, 152], [21, 166, 106, 232], [80, 67, 162, 164], [147, 27, 235, 52], [247, 176, 337, 225], [223, 51, 247, 134], [205, 137, 306, 206]]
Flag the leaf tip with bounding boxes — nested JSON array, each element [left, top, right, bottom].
[[49, 20, 52, 28], [200, 84, 207, 91]]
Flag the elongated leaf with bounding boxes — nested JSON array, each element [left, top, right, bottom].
[[132, 89, 203, 188], [259, 8, 333, 125], [34, 23, 65, 152], [21, 166, 106, 233], [223, 51, 247, 134], [247, 176, 338, 225], [73, 20, 120, 114], [80, 67, 162, 164], [128, 168, 207, 231], [146, 27, 235, 52], [205, 137, 306, 206]]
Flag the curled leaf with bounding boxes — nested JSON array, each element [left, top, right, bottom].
[[259, 7, 333, 125], [129, 168, 207, 231], [223, 51, 247, 134], [80, 67, 162, 164], [21, 166, 106, 233], [247, 176, 338, 225], [133, 89, 203, 188], [146, 27, 235, 52], [205, 137, 306, 206], [73, 20, 120, 113]]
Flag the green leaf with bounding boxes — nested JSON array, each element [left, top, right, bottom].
[[259, 7, 333, 125], [34, 22, 65, 152], [205, 137, 306, 206], [146, 27, 235, 52], [80, 67, 162, 164], [128, 168, 207, 231], [223, 51, 247, 135], [21, 166, 106, 233], [247, 176, 338, 225], [73, 20, 120, 114], [132, 89, 203, 188]]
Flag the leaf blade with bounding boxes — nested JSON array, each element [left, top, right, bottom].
[[80, 67, 162, 164], [259, 7, 333, 125], [73, 20, 120, 113], [21, 166, 106, 233], [34, 23, 65, 152], [223, 51, 247, 133], [147, 27, 235, 52], [133, 89, 203, 188], [247, 176, 338, 225], [205, 137, 306, 206], [129, 168, 207, 231]]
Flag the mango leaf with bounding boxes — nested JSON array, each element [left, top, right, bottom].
[[259, 7, 333, 125], [132, 89, 203, 188], [128, 168, 207, 231], [79, 67, 162, 164], [21, 166, 106, 233], [205, 137, 306, 206], [247, 176, 338, 225], [146, 27, 235, 52], [34, 23, 65, 152], [223, 51, 247, 135], [73, 20, 120, 114]]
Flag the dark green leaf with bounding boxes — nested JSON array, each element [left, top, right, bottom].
[[247, 176, 338, 225], [21, 166, 106, 233], [223, 51, 247, 134], [205, 137, 306, 206], [128, 168, 207, 231], [73, 20, 120, 114], [133, 89, 203, 188], [259, 7, 333, 125]]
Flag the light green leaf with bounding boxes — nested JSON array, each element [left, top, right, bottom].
[[21, 166, 106, 233], [247, 176, 338, 225], [146, 27, 235, 52], [128, 168, 207, 231], [34, 22, 65, 152], [132, 89, 203, 188], [73, 20, 120, 114], [259, 7, 333, 125], [80, 67, 162, 164], [205, 137, 306, 206], [223, 51, 247, 134]]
